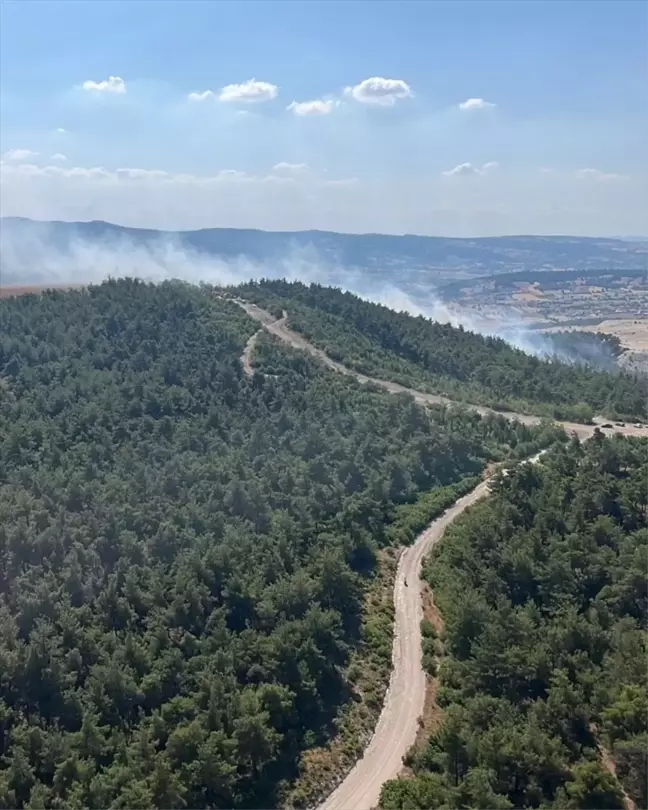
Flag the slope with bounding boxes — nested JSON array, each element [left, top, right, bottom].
[[381, 435, 648, 810], [235, 280, 648, 422], [0, 279, 553, 810]]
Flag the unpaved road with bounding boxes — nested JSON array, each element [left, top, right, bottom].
[[232, 298, 648, 810], [320, 476, 497, 810], [240, 330, 261, 377], [235, 299, 648, 442]]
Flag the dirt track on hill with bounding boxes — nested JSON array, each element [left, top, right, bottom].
[[319, 476, 496, 810], [235, 299, 648, 443], [233, 298, 648, 810]]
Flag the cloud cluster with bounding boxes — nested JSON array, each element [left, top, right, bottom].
[[441, 161, 499, 177], [82, 76, 126, 93], [458, 97, 495, 110], [75, 74, 516, 119], [344, 77, 413, 106], [187, 76, 414, 111], [0, 159, 352, 189]]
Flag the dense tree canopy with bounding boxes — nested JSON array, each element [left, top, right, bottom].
[[380, 434, 648, 809], [236, 280, 648, 421], [0, 279, 555, 809]]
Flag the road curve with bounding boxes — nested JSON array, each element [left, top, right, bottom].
[[234, 298, 648, 443], [230, 298, 648, 810], [319, 477, 496, 810]]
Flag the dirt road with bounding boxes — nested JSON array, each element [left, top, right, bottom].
[[235, 299, 648, 442], [319, 477, 496, 810], [232, 298, 648, 810], [240, 330, 261, 377]]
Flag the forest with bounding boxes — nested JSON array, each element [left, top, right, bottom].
[[236, 280, 648, 421], [380, 434, 648, 810], [0, 279, 557, 809]]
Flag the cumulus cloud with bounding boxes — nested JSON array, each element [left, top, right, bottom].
[[188, 90, 215, 102], [344, 77, 413, 107], [218, 78, 278, 103], [287, 98, 336, 116], [576, 167, 626, 182], [82, 76, 126, 93], [4, 149, 39, 161], [441, 161, 498, 177], [50, 153, 67, 162], [458, 97, 496, 110]]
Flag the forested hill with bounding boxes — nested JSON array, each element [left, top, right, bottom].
[[381, 434, 648, 810], [0, 279, 554, 809], [237, 280, 648, 422]]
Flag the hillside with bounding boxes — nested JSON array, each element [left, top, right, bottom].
[[2, 217, 647, 288], [381, 435, 648, 810], [236, 280, 648, 422], [0, 279, 553, 809]]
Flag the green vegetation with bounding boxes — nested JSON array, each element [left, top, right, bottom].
[[380, 434, 648, 810], [0, 279, 553, 809], [236, 280, 648, 421]]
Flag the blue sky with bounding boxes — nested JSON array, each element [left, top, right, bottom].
[[1, 0, 646, 236]]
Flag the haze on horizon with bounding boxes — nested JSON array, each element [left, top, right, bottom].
[[1, 0, 647, 238]]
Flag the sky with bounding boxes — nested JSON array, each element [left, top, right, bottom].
[[1, 0, 646, 237]]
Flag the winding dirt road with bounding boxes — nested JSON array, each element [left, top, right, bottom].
[[320, 476, 498, 810], [235, 299, 648, 442], [231, 298, 648, 810]]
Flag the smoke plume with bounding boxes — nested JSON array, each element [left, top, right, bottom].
[[0, 219, 620, 368]]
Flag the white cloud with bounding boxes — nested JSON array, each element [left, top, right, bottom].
[[344, 77, 413, 107], [188, 90, 215, 102], [273, 162, 308, 172], [287, 98, 336, 116], [82, 76, 126, 93], [50, 153, 67, 162], [56, 128, 66, 133], [4, 149, 39, 161], [218, 78, 278, 104], [442, 162, 480, 177], [576, 167, 626, 182], [442, 161, 498, 177], [458, 97, 496, 110]]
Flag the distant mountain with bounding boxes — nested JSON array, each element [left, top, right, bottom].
[[1, 216, 646, 288]]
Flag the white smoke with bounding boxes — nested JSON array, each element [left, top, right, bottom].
[[0, 220, 605, 363]]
